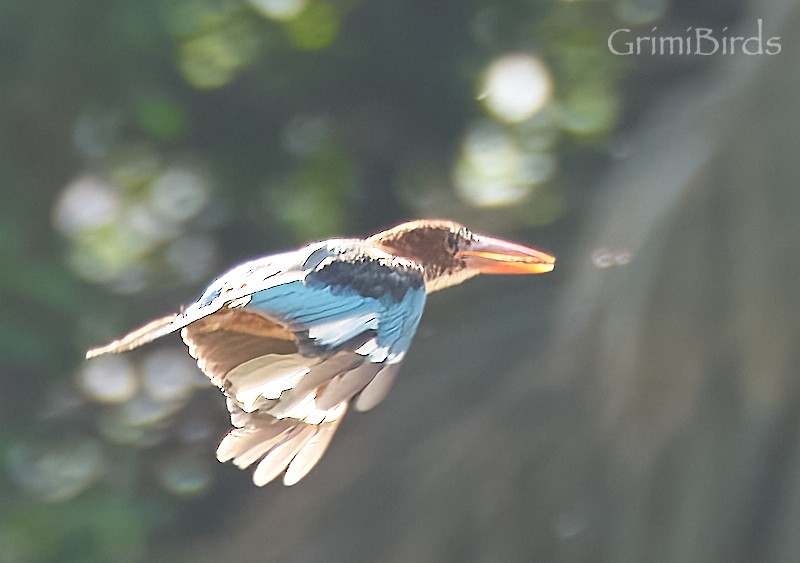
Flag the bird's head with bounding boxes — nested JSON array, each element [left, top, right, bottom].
[[367, 219, 555, 293]]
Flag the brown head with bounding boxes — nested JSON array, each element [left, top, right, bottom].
[[367, 219, 555, 293]]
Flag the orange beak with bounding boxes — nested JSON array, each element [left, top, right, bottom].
[[460, 234, 555, 275]]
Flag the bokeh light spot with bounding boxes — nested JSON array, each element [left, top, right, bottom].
[[148, 167, 211, 223], [179, 35, 238, 89], [177, 19, 263, 91], [592, 247, 632, 268], [120, 394, 181, 427], [249, 0, 308, 21], [141, 348, 202, 402], [123, 203, 177, 250], [108, 145, 162, 191], [454, 121, 555, 208], [615, 0, 667, 25], [96, 410, 149, 445], [559, 87, 618, 135], [615, 250, 632, 265], [284, 2, 339, 51], [159, 456, 213, 496], [53, 176, 120, 236], [592, 247, 615, 268], [7, 439, 105, 503], [79, 355, 139, 404], [481, 54, 553, 123]]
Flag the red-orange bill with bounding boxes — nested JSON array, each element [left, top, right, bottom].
[[461, 234, 556, 275]]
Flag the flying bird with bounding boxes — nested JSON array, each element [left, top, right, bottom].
[[87, 220, 555, 486]]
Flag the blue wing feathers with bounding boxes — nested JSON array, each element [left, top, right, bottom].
[[194, 247, 427, 360], [246, 278, 425, 356]]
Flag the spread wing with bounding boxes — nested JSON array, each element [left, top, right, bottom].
[[86, 242, 426, 486], [85, 249, 307, 359], [184, 245, 426, 486]]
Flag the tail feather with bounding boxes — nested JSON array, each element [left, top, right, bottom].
[[219, 400, 347, 486], [85, 314, 181, 358], [252, 426, 317, 486], [283, 420, 340, 486]]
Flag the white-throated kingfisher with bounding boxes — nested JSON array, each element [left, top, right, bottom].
[[87, 220, 555, 486]]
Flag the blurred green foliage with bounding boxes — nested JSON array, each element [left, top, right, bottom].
[[0, 0, 690, 560]]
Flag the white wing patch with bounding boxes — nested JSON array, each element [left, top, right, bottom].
[[279, 393, 347, 425], [226, 354, 315, 410], [354, 338, 390, 362], [307, 313, 379, 346]]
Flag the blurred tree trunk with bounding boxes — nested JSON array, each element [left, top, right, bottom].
[[164, 0, 800, 561], [549, 0, 800, 559]]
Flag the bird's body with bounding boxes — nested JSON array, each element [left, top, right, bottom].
[[87, 220, 554, 486]]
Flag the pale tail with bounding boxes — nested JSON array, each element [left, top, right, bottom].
[[219, 398, 345, 486], [85, 314, 181, 358]]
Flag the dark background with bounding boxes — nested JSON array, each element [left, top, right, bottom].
[[2, 0, 799, 561]]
